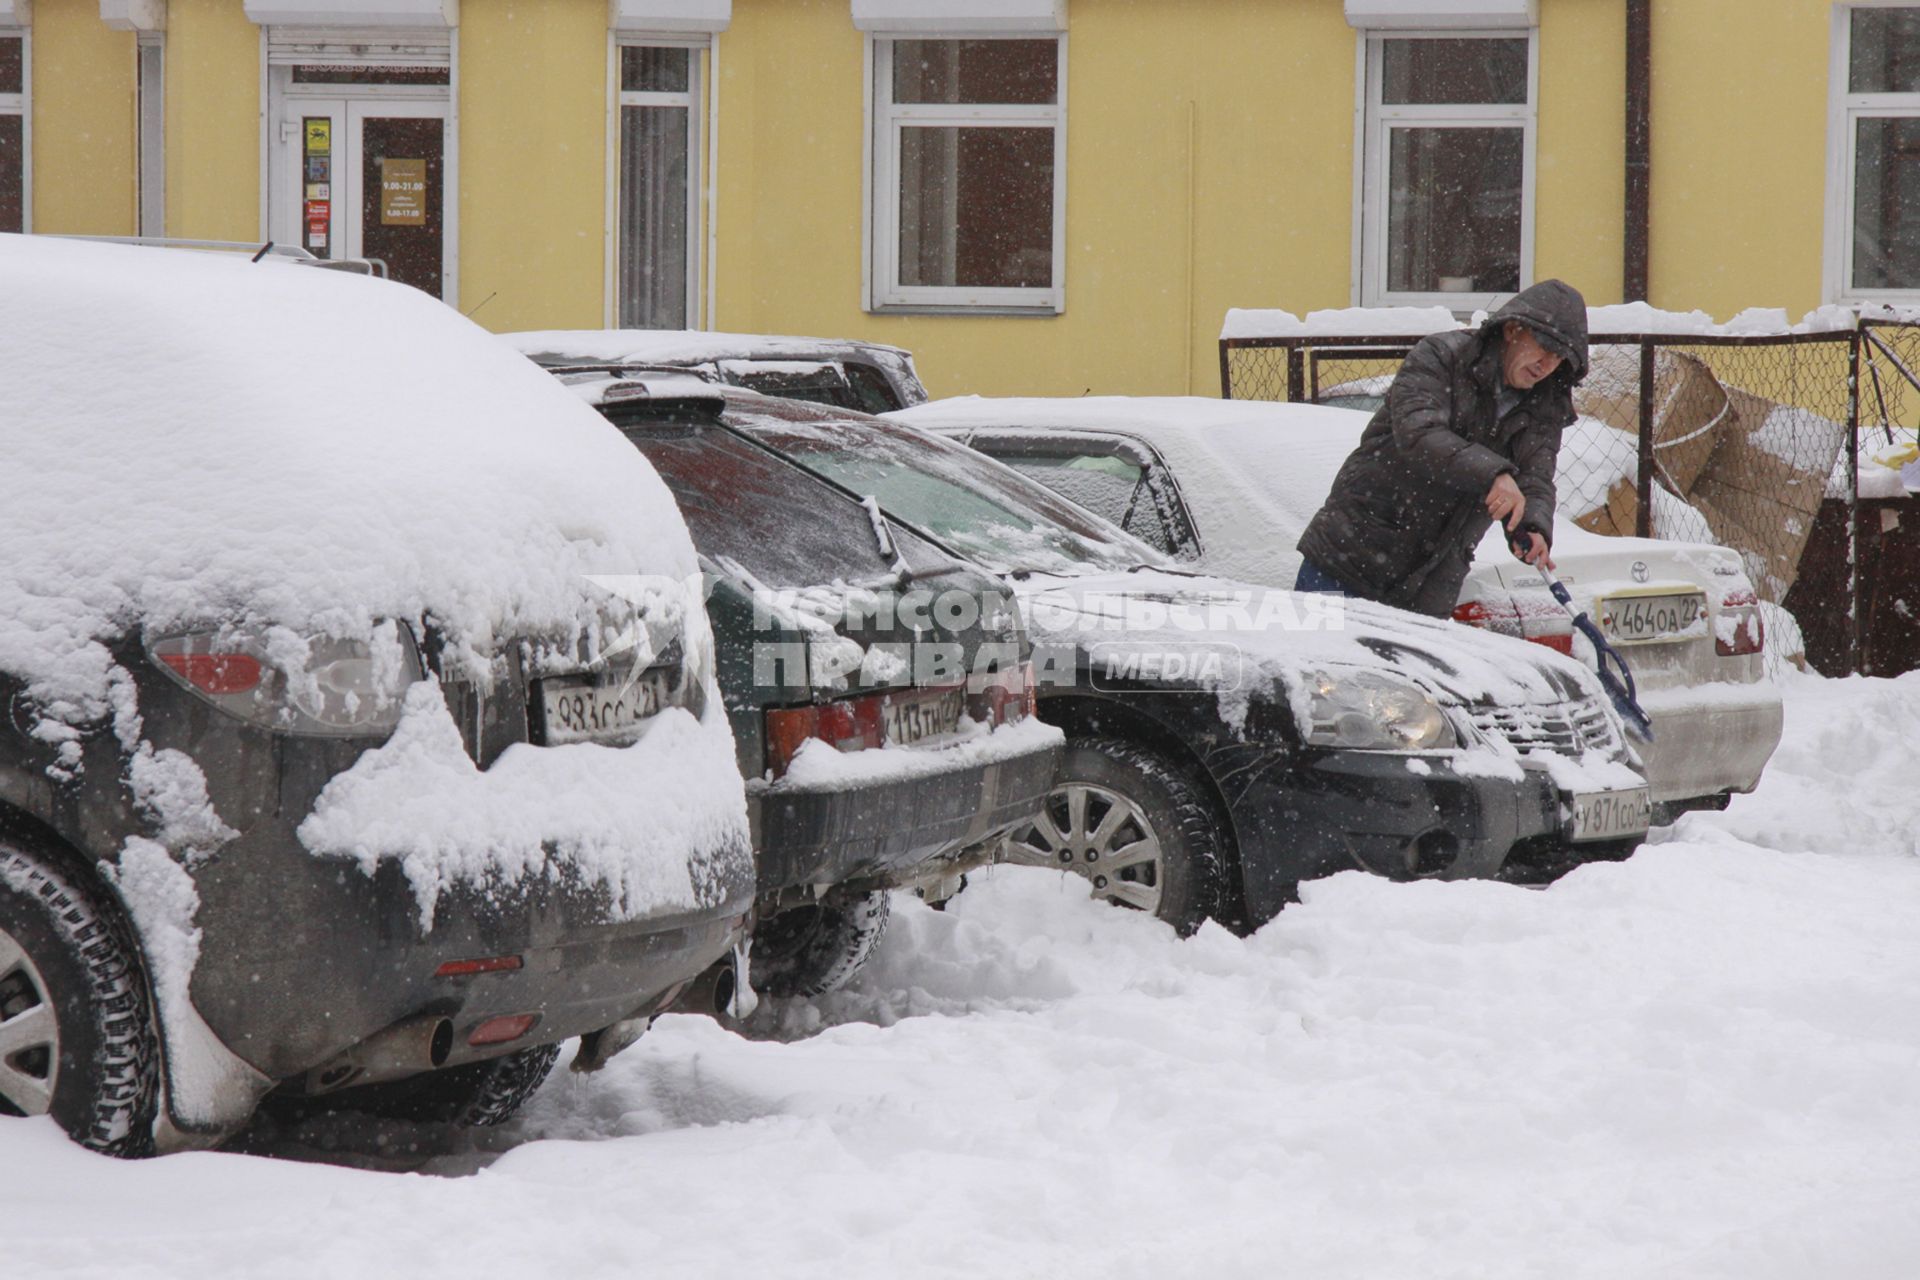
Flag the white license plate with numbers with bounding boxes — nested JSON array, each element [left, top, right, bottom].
[[540, 669, 671, 744], [884, 687, 965, 748], [1570, 787, 1652, 842], [1600, 591, 1705, 644]]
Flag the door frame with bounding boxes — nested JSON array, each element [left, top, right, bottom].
[[259, 34, 459, 306]]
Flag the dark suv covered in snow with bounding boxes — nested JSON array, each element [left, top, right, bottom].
[[721, 400, 1653, 935], [0, 237, 754, 1154], [555, 375, 1062, 996]]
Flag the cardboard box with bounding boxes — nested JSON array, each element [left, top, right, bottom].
[[1576, 345, 1731, 494]]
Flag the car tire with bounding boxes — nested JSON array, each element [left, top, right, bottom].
[[0, 844, 159, 1156], [1008, 736, 1226, 936], [750, 890, 892, 999]]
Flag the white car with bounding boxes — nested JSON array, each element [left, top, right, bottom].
[[893, 395, 1783, 813]]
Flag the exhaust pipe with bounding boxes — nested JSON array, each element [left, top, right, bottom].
[[304, 1013, 455, 1094]]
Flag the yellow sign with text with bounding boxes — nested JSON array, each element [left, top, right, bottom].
[[304, 119, 330, 155]]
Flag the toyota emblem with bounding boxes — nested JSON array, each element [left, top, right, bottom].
[[1631, 561, 1650, 583]]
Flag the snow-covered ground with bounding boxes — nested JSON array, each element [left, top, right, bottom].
[[8, 671, 1920, 1279]]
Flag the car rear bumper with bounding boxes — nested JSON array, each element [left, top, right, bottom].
[[186, 819, 755, 1083], [1638, 684, 1784, 802], [1213, 745, 1641, 927], [748, 727, 1062, 897]]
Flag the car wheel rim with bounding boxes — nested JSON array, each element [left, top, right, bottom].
[[1010, 782, 1165, 915], [0, 925, 57, 1117]]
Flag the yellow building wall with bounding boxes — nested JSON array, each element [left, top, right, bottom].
[[1536, 0, 1624, 307], [1649, 0, 1829, 318], [459, 0, 608, 329], [165, 0, 261, 241], [718, 0, 1367, 399], [30, 0, 135, 234], [716, 0, 1641, 399]]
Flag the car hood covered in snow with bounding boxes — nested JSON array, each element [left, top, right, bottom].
[[1017, 566, 1615, 717]]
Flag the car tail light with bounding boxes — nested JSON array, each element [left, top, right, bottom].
[[765, 694, 884, 778], [763, 661, 1035, 779], [1454, 596, 1571, 655], [468, 1013, 539, 1047], [156, 652, 263, 695], [1716, 590, 1765, 657], [149, 623, 424, 736], [973, 660, 1037, 726], [1453, 598, 1523, 638]]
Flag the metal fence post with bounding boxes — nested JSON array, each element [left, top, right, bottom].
[[1287, 347, 1306, 404], [1848, 326, 1863, 675], [1636, 341, 1656, 539]]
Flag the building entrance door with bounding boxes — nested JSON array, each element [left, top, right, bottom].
[[271, 69, 451, 299]]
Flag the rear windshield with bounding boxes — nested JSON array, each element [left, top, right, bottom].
[[611, 411, 914, 588], [725, 409, 1163, 575], [721, 361, 904, 415]]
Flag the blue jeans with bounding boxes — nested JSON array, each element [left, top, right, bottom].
[[1294, 559, 1356, 597]]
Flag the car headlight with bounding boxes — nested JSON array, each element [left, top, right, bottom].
[[148, 622, 424, 736], [1303, 667, 1457, 751]]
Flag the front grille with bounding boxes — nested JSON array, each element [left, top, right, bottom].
[[1470, 695, 1619, 758]]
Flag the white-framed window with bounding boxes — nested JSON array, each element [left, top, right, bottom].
[[866, 34, 1065, 314], [138, 34, 164, 238], [0, 30, 26, 234], [614, 41, 704, 329], [1356, 30, 1536, 311], [1826, 4, 1920, 301]]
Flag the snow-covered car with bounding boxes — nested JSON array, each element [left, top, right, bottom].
[[0, 237, 755, 1154], [506, 330, 930, 415], [896, 396, 1784, 814], [723, 400, 1652, 935], [546, 374, 1061, 997]]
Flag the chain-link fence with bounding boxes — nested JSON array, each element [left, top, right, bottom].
[[1221, 321, 1920, 676]]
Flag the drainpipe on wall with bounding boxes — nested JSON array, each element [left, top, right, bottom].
[[1624, 0, 1652, 302]]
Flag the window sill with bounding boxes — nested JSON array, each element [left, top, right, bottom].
[[866, 302, 1065, 318]]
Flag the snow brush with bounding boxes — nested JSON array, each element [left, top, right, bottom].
[[1528, 560, 1656, 744]]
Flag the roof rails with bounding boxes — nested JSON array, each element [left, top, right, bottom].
[[47, 235, 389, 278]]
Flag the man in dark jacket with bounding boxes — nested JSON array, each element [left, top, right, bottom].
[[1295, 279, 1589, 618]]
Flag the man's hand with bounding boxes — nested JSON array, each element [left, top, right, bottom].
[[1509, 530, 1556, 570], [1485, 473, 1526, 529]]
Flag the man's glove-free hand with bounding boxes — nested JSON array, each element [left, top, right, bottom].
[[1486, 473, 1526, 529]]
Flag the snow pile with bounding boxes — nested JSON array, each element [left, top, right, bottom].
[[770, 715, 1062, 791], [6, 675, 1920, 1277], [297, 683, 752, 930], [1220, 305, 1462, 340]]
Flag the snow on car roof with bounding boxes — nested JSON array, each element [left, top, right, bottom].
[[893, 394, 1726, 577], [504, 328, 914, 365], [2, 234, 700, 705], [1219, 301, 1860, 341]]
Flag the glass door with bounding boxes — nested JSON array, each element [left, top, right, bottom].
[[273, 88, 449, 299], [346, 101, 446, 297]]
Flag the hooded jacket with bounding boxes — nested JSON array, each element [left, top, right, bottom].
[[1295, 279, 1590, 618]]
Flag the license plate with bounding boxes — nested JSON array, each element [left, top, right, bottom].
[[883, 687, 965, 748], [1570, 787, 1652, 842], [1600, 591, 1705, 644], [539, 668, 671, 744]]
